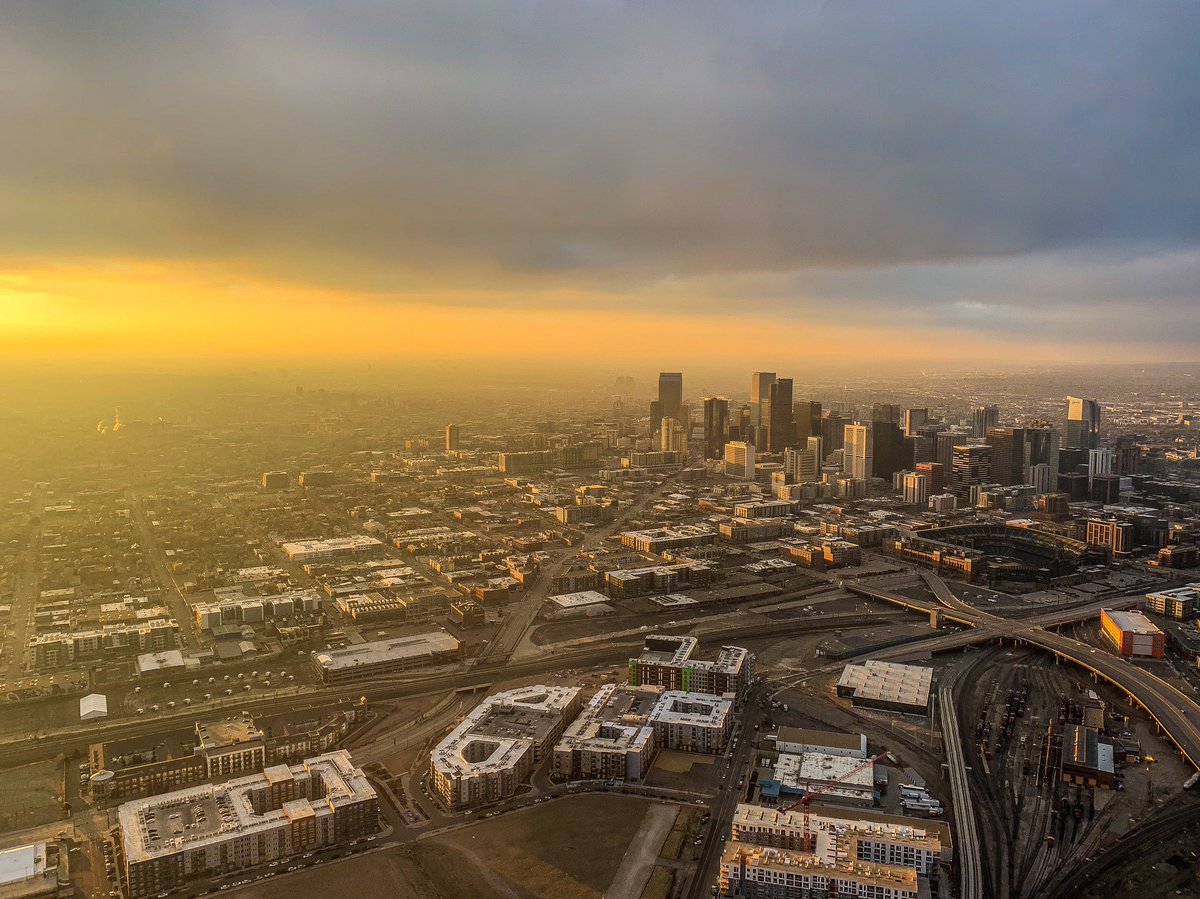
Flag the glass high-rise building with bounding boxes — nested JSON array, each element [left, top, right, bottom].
[[702, 397, 730, 460], [1065, 396, 1100, 449], [970, 404, 999, 438], [766, 378, 794, 451], [750, 372, 776, 428], [657, 372, 683, 424]]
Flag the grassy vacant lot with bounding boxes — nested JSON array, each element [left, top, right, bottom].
[[641, 866, 675, 899], [433, 793, 654, 899], [660, 806, 706, 861], [0, 757, 63, 832]]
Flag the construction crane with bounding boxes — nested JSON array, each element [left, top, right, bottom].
[[778, 751, 892, 851]]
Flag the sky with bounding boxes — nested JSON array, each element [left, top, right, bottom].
[[1, 1, 1198, 369]]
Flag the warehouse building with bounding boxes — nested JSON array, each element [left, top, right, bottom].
[[775, 727, 867, 759], [837, 660, 933, 715], [431, 685, 582, 809], [1100, 609, 1165, 658], [1061, 724, 1116, 789], [117, 751, 377, 898], [0, 841, 59, 899], [311, 631, 462, 684]]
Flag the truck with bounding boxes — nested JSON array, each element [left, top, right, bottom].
[[899, 786, 930, 801]]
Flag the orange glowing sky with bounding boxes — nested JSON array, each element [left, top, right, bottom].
[[1, 3, 1198, 368]]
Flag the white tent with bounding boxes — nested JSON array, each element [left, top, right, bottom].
[[79, 693, 108, 721]]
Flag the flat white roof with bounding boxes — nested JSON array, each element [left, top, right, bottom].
[[549, 590, 610, 609], [313, 631, 460, 671], [1104, 608, 1162, 636], [0, 843, 46, 886]]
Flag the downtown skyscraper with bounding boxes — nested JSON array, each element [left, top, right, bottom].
[[1066, 396, 1101, 449]]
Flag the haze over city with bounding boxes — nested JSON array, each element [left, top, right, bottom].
[[3, 5, 1200, 899]]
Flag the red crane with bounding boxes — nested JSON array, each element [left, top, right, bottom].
[[778, 751, 891, 851]]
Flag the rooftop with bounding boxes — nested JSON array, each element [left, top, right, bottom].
[[431, 685, 580, 780], [313, 631, 460, 672], [195, 715, 264, 751], [1103, 608, 1163, 636], [117, 751, 374, 864]]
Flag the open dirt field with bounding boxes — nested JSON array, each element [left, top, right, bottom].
[[433, 793, 656, 899], [653, 750, 716, 774], [0, 756, 63, 833], [239, 846, 503, 899]]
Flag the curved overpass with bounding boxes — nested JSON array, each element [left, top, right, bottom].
[[846, 572, 1200, 769]]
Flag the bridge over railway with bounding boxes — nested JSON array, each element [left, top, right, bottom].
[[844, 572, 1200, 769]]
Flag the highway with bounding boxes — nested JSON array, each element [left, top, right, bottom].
[[846, 572, 1200, 771], [939, 674, 981, 899]]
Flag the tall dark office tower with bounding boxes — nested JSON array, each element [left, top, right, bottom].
[[951, 444, 993, 500], [916, 462, 946, 496], [985, 427, 1026, 486], [970, 405, 1000, 438], [656, 372, 683, 424], [871, 403, 901, 425], [870, 421, 911, 482], [445, 424, 460, 451], [750, 372, 776, 428], [913, 424, 941, 465], [648, 400, 664, 434], [702, 397, 730, 460], [936, 428, 971, 471], [1114, 435, 1140, 476], [766, 378, 795, 451], [792, 400, 822, 442], [902, 408, 929, 436], [821, 412, 848, 453], [1065, 396, 1101, 449]]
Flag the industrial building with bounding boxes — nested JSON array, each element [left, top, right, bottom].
[[1061, 724, 1116, 789], [765, 752, 877, 808], [117, 751, 377, 898], [0, 842, 59, 899], [311, 631, 462, 684], [775, 727, 867, 759], [431, 685, 582, 809], [628, 634, 754, 697], [837, 660, 934, 715], [1100, 609, 1165, 658]]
